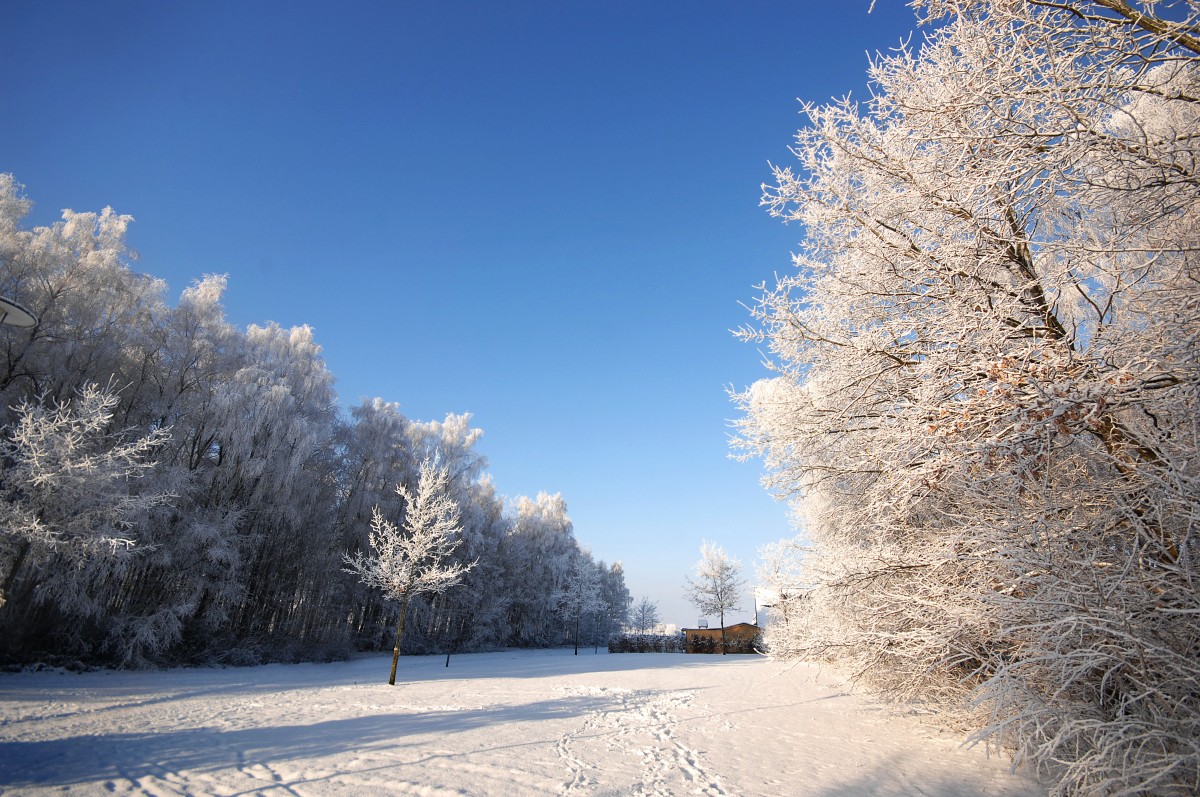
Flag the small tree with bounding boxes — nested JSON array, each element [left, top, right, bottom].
[[344, 455, 474, 685], [631, 596, 660, 634], [684, 542, 745, 654]]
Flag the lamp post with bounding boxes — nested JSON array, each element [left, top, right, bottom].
[[0, 297, 37, 328]]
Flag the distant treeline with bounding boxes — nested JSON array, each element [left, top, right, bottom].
[[0, 175, 630, 668]]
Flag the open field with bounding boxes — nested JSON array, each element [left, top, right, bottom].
[[0, 650, 1043, 796]]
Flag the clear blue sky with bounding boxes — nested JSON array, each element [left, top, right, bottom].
[[3, 1, 919, 628]]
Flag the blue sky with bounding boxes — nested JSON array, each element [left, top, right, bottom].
[[3, 1, 919, 627]]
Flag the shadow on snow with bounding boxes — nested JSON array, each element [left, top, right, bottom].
[[0, 692, 619, 789]]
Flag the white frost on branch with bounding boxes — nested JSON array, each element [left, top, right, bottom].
[[0, 384, 174, 606], [343, 456, 475, 604], [343, 454, 475, 684], [735, 2, 1200, 794]]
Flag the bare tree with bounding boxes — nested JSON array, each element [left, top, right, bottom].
[[631, 596, 660, 634], [684, 542, 745, 654], [344, 455, 474, 685]]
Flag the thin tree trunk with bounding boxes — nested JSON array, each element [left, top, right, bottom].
[[388, 593, 410, 686], [1, 539, 32, 608]]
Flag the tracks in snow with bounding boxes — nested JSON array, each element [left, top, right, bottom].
[[554, 685, 726, 797]]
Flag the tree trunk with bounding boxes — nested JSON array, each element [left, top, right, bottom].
[[719, 609, 727, 655], [1, 539, 32, 608], [573, 611, 580, 655], [388, 594, 410, 686]]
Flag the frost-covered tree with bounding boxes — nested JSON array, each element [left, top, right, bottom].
[[500, 492, 578, 647], [754, 539, 806, 654], [734, 2, 1200, 792], [0, 176, 249, 665], [336, 398, 418, 649], [403, 413, 509, 651], [210, 322, 341, 651], [443, 475, 508, 649], [595, 561, 631, 644], [344, 455, 475, 685], [0, 176, 165, 410], [631, 596, 660, 634], [684, 542, 745, 654], [553, 552, 605, 654], [101, 276, 254, 666], [0, 385, 173, 620]]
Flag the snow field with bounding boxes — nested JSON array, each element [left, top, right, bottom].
[[0, 650, 1044, 796]]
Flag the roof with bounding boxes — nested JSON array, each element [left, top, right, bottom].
[[682, 622, 760, 632]]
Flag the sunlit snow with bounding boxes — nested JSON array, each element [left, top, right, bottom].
[[0, 650, 1042, 796]]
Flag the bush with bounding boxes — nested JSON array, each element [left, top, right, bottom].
[[684, 633, 762, 655], [608, 632, 684, 653]]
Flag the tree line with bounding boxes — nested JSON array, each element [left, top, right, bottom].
[[0, 174, 629, 668]]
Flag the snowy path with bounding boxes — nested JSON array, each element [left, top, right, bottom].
[[0, 650, 1043, 796]]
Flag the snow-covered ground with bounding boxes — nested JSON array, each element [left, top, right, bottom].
[[0, 650, 1043, 796]]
